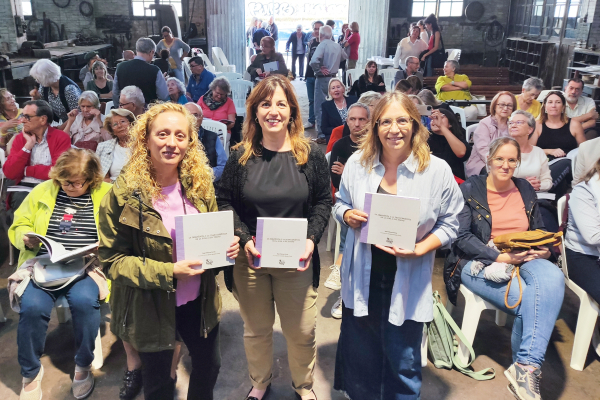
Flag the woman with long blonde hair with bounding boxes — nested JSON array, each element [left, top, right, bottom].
[[99, 102, 240, 400], [333, 91, 462, 399], [216, 75, 331, 400]]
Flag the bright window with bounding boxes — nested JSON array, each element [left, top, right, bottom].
[[132, 0, 183, 17], [412, 0, 463, 17], [22, 0, 32, 16]]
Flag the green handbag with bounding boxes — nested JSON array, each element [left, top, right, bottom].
[[426, 291, 496, 380]]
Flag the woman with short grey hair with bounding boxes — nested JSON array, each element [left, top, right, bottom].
[[198, 76, 237, 133], [29, 59, 81, 129], [516, 77, 544, 118], [166, 77, 189, 104], [65, 91, 111, 150]]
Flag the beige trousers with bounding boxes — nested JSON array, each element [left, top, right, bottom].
[[232, 251, 318, 395]]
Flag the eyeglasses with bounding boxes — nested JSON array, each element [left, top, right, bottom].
[[496, 103, 514, 110], [508, 120, 528, 126], [19, 114, 38, 121], [119, 101, 133, 108], [491, 157, 518, 168], [3, 94, 15, 101], [189, 63, 202, 69], [61, 179, 88, 189], [378, 117, 413, 129]]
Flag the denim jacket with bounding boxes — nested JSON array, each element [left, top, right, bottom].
[[443, 175, 545, 305], [333, 151, 463, 326]]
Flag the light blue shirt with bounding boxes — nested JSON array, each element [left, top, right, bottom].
[[212, 135, 228, 181], [334, 151, 463, 326], [565, 177, 600, 257]]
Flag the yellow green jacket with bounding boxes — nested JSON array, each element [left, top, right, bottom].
[[435, 74, 472, 101], [8, 179, 113, 268]]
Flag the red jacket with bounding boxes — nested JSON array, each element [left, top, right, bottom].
[[3, 126, 71, 184], [326, 125, 345, 154]]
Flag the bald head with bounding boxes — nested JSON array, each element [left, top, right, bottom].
[[123, 50, 135, 60], [184, 102, 203, 128]]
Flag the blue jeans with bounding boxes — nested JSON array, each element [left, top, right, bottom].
[[305, 77, 316, 125], [338, 224, 348, 255], [18, 276, 100, 378], [461, 258, 564, 368], [172, 67, 185, 83]]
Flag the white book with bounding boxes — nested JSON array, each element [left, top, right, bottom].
[[263, 61, 279, 72], [254, 217, 308, 268], [359, 193, 421, 251], [24, 233, 97, 263], [536, 192, 556, 201], [174, 211, 234, 269]]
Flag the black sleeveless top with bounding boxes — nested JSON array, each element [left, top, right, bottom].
[[537, 119, 578, 159]]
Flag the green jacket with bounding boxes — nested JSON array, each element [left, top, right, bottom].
[[98, 175, 221, 352], [8, 179, 113, 268]]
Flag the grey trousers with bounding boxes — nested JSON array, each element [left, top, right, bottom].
[[314, 76, 333, 137]]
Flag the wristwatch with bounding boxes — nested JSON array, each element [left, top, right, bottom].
[[451, 80, 455, 85]]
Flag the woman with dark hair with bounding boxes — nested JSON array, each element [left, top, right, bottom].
[[530, 90, 586, 197], [349, 60, 386, 97], [429, 108, 471, 180], [156, 26, 190, 83], [153, 49, 171, 75], [420, 14, 446, 76], [247, 36, 289, 81], [86, 61, 113, 99], [216, 75, 331, 400]]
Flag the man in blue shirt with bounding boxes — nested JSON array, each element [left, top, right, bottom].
[[186, 56, 215, 103]]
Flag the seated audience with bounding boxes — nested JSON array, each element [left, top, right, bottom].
[[187, 57, 216, 103], [429, 108, 471, 180], [122, 50, 135, 61], [247, 36, 289, 81], [349, 60, 386, 97], [322, 78, 358, 145], [198, 77, 237, 137], [417, 88, 449, 110], [80, 51, 111, 87], [112, 37, 169, 106], [0, 89, 23, 151], [65, 91, 112, 151], [408, 94, 431, 129], [30, 59, 81, 130], [407, 75, 423, 93], [393, 56, 423, 88], [86, 61, 113, 99], [167, 77, 190, 104], [119, 85, 146, 117], [98, 108, 135, 182], [435, 60, 471, 102], [565, 158, 600, 304], [516, 77, 543, 119], [395, 79, 413, 94], [564, 78, 599, 140], [184, 102, 228, 181], [153, 49, 171, 75], [156, 26, 190, 83], [3, 100, 71, 221], [393, 24, 428, 69], [572, 136, 600, 186], [444, 136, 564, 400], [357, 90, 383, 114], [466, 91, 516, 176], [9, 148, 112, 400], [530, 90, 585, 197]]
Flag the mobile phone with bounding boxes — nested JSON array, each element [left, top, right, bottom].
[[416, 104, 432, 116], [219, 119, 234, 124]]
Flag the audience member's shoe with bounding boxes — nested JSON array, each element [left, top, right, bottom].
[[331, 295, 342, 319], [303, 122, 314, 129], [504, 363, 542, 400], [244, 383, 271, 400], [311, 137, 326, 144], [119, 368, 143, 400], [72, 370, 95, 399], [20, 366, 43, 400], [324, 265, 341, 290], [295, 390, 318, 400]]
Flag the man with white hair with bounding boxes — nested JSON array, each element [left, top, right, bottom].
[[309, 25, 347, 143], [112, 37, 169, 105], [183, 103, 228, 181], [118, 85, 146, 117], [286, 25, 308, 80]]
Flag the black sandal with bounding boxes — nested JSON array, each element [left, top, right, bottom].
[[244, 383, 271, 400]]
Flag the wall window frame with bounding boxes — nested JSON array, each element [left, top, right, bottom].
[[508, 0, 581, 42], [411, 0, 464, 18], [131, 0, 184, 18]]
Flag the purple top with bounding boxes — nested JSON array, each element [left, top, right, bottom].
[[153, 182, 200, 307]]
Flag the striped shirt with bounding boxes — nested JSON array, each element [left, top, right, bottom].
[[37, 190, 98, 256]]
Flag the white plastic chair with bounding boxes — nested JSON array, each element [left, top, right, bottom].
[[104, 101, 114, 117], [449, 106, 467, 131], [202, 119, 229, 156], [380, 68, 400, 92], [345, 68, 362, 90], [446, 285, 507, 366], [220, 72, 243, 81], [466, 123, 479, 143], [199, 53, 216, 73], [55, 295, 104, 369], [557, 196, 600, 371], [230, 80, 253, 118], [212, 47, 236, 73]]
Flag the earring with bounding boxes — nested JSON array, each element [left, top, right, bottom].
[[289, 117, 294, 125], [255, 117, 259, 123]]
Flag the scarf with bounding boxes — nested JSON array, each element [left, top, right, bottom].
[[203, 90, 226, 111]]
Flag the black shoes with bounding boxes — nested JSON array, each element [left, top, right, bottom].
[[244, 383, 271, 400], [119, 368, 143, 400], [295, 390, 318, 400]]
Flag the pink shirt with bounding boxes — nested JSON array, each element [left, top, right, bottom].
[[153, 182, 201, 307], [198, 97, 237, 133]]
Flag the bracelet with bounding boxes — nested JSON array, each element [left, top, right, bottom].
[[22, 147, 31, 153]]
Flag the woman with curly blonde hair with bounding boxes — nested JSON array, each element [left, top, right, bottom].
[[216, 75, 331, 400], [332, 91, 463, 399], [98, 102, 240, 400]]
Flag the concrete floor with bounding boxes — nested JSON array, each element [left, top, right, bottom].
[[1, 79, 600, 399]]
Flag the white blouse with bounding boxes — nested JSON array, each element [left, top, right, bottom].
[[513, 146, 552, 192]]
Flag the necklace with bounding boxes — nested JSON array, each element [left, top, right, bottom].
[[334, 98, 346, 110], [66, 192, 91, 209]]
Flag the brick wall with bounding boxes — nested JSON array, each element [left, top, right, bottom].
[[0, 0, 26, 53]]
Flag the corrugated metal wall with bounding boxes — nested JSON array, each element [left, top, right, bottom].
[[348, 0, 390, 69], [206, 0, 246, 73]]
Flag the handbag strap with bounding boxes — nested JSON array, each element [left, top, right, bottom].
[[38, 257, 97, 292], [504, 266, 523, 309]]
